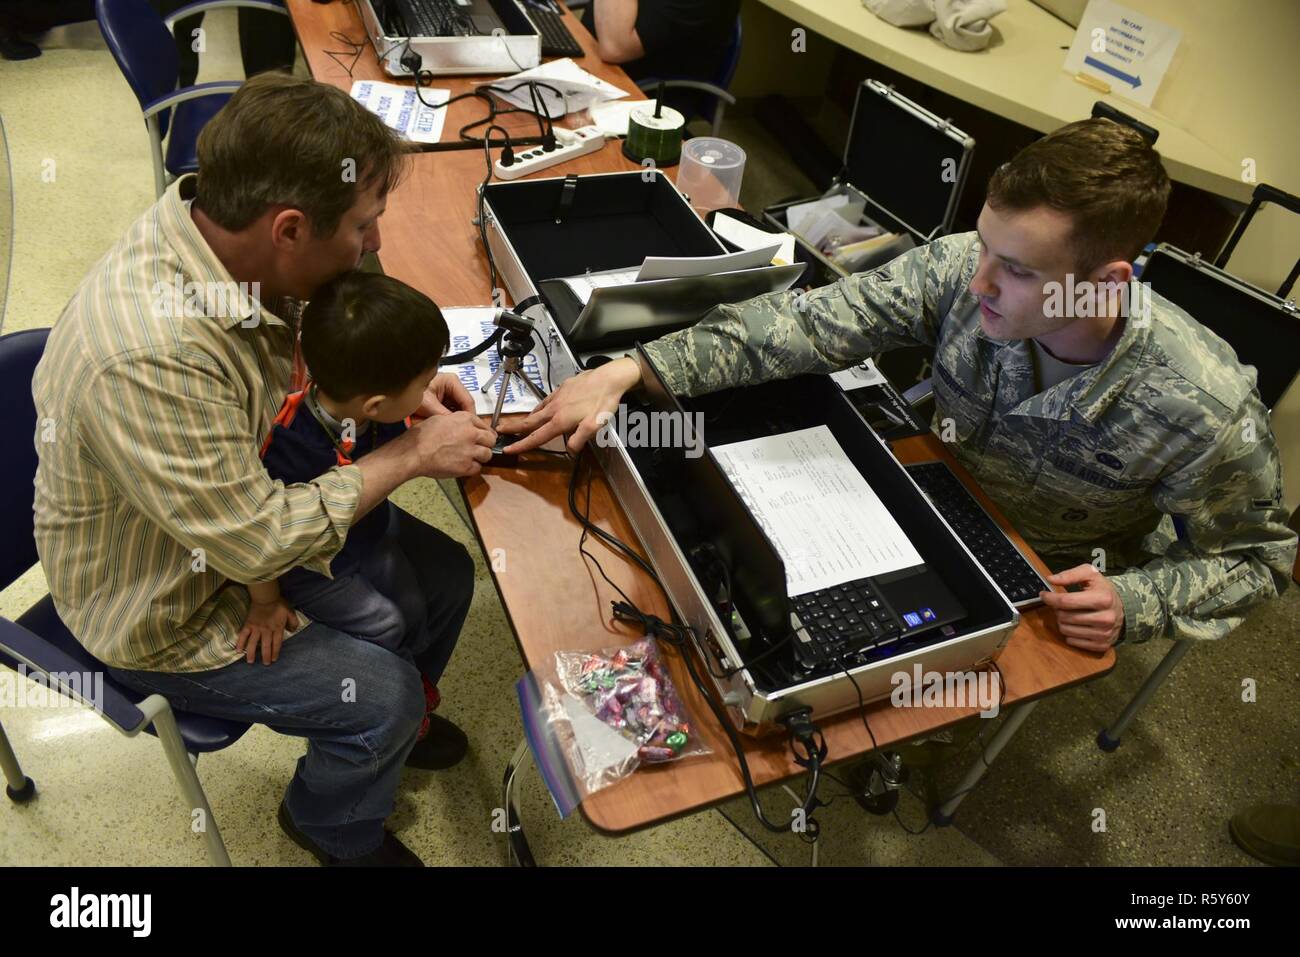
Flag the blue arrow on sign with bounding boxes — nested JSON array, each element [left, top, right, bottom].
[[1084, 55, 1142, 88]]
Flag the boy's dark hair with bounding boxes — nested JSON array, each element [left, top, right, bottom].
[[987, 117, 1171, 272], [301, 272, 448, 401]]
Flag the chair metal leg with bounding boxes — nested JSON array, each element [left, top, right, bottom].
[[146, 117, 167, 198], [0, 717, 36, 803], [1098, 641, 1193, 752], [150, 706, 231, 866], [711, 101, 727, 137], [502, 737, 535, 867], [932, 700, 1038, 826]]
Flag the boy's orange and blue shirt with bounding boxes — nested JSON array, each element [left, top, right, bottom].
[[260, 386, 409, 577]]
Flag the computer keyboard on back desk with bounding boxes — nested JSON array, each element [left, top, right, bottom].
[[521, 3, 586, 58], [905, 460, 1049, 607], [395, 0, 473, 37]]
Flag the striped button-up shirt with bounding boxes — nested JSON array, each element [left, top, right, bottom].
[[32, 176, 363, 673]]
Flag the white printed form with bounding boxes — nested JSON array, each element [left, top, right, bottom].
[[712, 426, 922, 596]]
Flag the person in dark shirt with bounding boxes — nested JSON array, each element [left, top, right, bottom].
[[581, 0, 741, 84], [246, 271, 450, 734], [151, 0, 296, 87]]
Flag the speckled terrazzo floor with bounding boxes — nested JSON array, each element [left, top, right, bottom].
[[1, 15, 1295, 868]]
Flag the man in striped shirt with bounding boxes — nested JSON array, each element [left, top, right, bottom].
[[32, 74, 496, 866]]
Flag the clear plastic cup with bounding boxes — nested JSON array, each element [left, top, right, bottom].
[[676, 137, 747, 213]]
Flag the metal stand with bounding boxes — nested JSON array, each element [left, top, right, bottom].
[[1098, 641, 1193, 751], [931, 700, 1037, 826], [1, 718, 35, 803], [481, 329, 546, 432], [502, 737, 536, 867]]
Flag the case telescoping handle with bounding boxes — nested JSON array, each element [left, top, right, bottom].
[[1216, 183, 1300, 298]]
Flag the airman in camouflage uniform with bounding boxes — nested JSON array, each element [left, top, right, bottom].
[[641, 231, 1296, 644], [510, 118, 1295, 646]]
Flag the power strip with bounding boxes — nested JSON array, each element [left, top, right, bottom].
[[493, 126, 607, 180]]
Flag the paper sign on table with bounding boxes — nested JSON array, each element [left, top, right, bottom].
[[350, 80, 449, 143], [1064, 0, 1181, 108], [830, 359, 889, 392], [443, 308, 547, 415]]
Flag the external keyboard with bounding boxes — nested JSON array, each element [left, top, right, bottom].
[[905, 460, 1049, 607], [521, 3, 585, 58]]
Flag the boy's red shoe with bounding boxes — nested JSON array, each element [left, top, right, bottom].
[[417, 675, 441, 741]]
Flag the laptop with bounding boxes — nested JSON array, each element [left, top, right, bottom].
[[539, 263, 804, 351], [359, 0, 540, 76], [384, 0, 504, 37], [634, 344, 967, 683]]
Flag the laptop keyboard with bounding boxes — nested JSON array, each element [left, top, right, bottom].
[[906, 461, 1048, 606], [790, 579, 905, 672], [395, 0, 475, 37]]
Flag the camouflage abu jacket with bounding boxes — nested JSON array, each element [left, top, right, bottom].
[[644, 232, 1296, 643]]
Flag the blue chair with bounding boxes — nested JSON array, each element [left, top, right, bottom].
[[0, 114, 12, 335], [95, 0, 289, 197], [0, 328, 251, 866], [635, 14, 743, 136], [1094, 242, 1300, 753]]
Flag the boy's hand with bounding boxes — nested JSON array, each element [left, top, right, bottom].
[[408, 411, 496, 478], [417, 373, 477, 418], [236, 598, 299, 665]]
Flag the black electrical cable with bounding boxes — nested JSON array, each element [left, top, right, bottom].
[[443, 328, 503, 365], [536, 323, 554, 393], [323, 30, 366, 77], [697, 550, 793, 682], [462, 81, 562, 148], [819, 651, 1010, 836], [483, 122, 515, 167], [472, 124, 515, 300], [479, 80, 568, 125], [525, 81, 556, 150], [406, 74, 565, 151], [565, 451, 825, 836]]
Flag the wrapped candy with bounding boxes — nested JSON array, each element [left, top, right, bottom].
[[554, 639, 703, 768]]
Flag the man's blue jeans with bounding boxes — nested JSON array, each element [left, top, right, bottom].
[[108, 507, 475, 859], [278, 506, 425, 653]]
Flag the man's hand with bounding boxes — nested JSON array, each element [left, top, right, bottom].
[[1040, 564, 1125, 652], [236, 598, 299, 665], [503, 356, 642, 454], [417, 372, 476, 418], [407, 409, 496, 477]]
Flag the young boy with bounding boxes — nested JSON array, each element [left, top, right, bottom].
[[238, 271, 451, 734]]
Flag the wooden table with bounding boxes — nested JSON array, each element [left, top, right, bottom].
[[288, 0, 648, 305], [287, 0, 1114, 851]]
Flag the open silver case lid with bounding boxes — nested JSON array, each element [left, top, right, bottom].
[[763, 79, 976, 281], [840, 78, 976, 243], [1139, 242, 1300, 411]]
